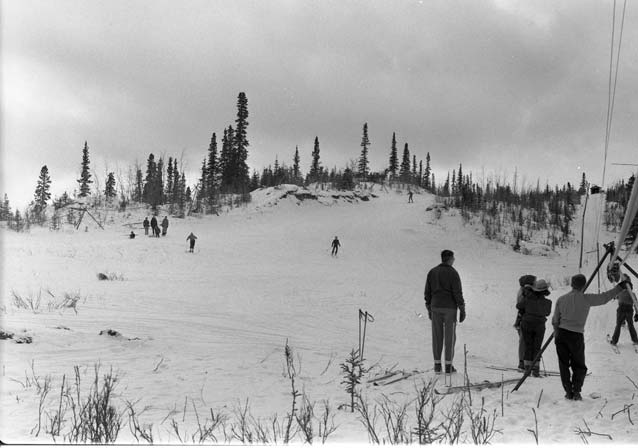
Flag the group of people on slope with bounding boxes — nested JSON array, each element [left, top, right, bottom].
[[143, 216, 170, 237], [424, 249, 635, 401]]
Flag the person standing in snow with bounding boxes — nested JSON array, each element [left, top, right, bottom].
[[143, 217, 150, 235], [161, 216, 169, 236], [186, 232, 197, 253], [552, 273, 628, 400], [150, 216, 158, 237], [514, 275, 537, 371], [609, 278, 638, 346], [517, 279, 552, 377], [331, 236, 341, 256], [408, 190, 414, 203], [424, 249, 466, 374]]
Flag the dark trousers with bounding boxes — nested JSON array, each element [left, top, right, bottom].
[[521, 321, 545, 364], [611, 307, 638, 344], [555, 327, 587, 394], [189, 240, 195, 252], [331, 246, 339, 256], [431, 307, 457, 365], [517, 327, 525, 362]]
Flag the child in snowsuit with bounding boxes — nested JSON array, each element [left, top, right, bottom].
[[517, 279, 552, 377], [331, 236, 341, 256], [186, 232, 197, 252], [610, 278, 638, 345], [514, 275, 537, 370], [129, 231, 136, 239], [161, 216, 169, 236], [143, 217, 150, 235]]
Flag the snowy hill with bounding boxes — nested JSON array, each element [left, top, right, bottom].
[[1, 187, 637, 444]]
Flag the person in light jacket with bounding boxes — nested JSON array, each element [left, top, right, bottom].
[[552, 273, 628, 401]]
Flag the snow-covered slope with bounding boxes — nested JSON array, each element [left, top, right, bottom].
[[1, 187, 637, 444]]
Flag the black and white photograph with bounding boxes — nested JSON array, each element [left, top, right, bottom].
[[2, 0, 638, 444]]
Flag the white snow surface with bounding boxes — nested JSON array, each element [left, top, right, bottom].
[[1, 185, 637, 445]]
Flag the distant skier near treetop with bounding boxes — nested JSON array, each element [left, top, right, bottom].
[[331, 236, 341, 256]]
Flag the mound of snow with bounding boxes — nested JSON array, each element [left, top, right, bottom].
[[250, 184, 377, 209]]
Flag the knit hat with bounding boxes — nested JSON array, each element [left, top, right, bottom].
[[530, 279, 550, 293], [571, 274, 587, 290], [519, 274, 537, 287]]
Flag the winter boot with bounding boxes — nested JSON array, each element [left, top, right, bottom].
[[444, 364, 457, 374], [572, 391, 583, 401], [532, 362, 540, 377], [517, 360, 525, 371], [523, 360, 533, 374], [434, 362, 442, 374]]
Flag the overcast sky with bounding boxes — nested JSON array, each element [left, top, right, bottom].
[[2, 0, 638, 208]]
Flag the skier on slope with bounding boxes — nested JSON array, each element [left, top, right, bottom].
[[516, 279, 552, 377], [609, 277, 638, 346], [331, 236, 341, 256], [552, 273, 629, 400], [424, 249, 466, 374], [186, 232, 197, 253], [514, 274, 537, 371]]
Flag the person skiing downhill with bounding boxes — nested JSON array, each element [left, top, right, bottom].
[[609, 278, 638, 345], [331, 236, 341, 256], [424, 249, 466, 374], [552, 273, 628, 400], [186, 232, 197, 253], [517, 279, 552, 377]]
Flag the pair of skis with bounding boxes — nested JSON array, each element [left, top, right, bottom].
[[367, 369, 424, 386]]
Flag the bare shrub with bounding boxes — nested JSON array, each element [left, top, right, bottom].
[[413, 379, 444, 444], [465, 397, 501, 444]]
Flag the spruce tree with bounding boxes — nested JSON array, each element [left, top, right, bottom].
[[358, 123, 370, 179], [234, 92, 250, 191], [293, 146, 301, 184], [143, 153, 158, 206], [412, 155, 417, 180], [34, 165, 52, 221], [310, 137, 321, 183], [206, 133, 218, 203], [134, 168, 143, 203], [424, 152, 431, 190], [104, 172, 116, 201], [0, 194, 10, 221], [399, 143, 411, 182], [166, 157, 174, 204], [389, 132, 398, 178], [77, 141, 92, 197]]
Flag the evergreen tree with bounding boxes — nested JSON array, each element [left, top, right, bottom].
[[412, 155, 417, 180], [423, 152, 431, 190], [309, 137, 321, 183], [33, 165, 52, 221], [196, 159, 207, 210], [418, 160, 423, 187], [293, 146, 301, 184], [157, 157, 165, 204], [249, 170, 260, 190], [104, 172, 116, 201], [358, 123, 370, 179], [234, 92, 250, 191], [206, 132, 218, 202], [399, 143, 411, 182], [166, 157, 174, 204], [0, 194, 10, 221], [389, 132, 398, 178], [143, 153, 160, 207], [134, 168, 143, 203], [579, 172, 587, 194], [77, 141, 92, 197]]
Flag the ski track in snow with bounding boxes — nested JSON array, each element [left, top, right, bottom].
[[2, 187, 638, 444]]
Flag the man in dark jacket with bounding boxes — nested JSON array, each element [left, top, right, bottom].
[[150, 216, 158, 237], [424, 249, 466, 374]]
